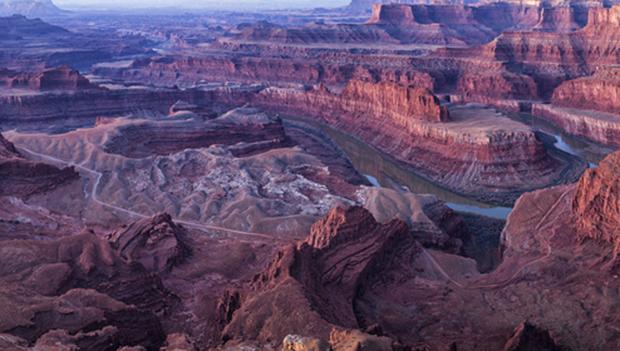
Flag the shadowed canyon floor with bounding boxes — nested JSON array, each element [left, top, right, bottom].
[[1, 0, 620, 350]]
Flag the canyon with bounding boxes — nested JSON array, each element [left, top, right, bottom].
[[0, 0, 619, 350]]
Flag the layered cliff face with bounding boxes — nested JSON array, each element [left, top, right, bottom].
[[533, 5, 589, 32], [340, 79, 449, 122], [456, 69, 539, 101], [483, 4, 620, 84], [551, 67, 620, 114], [573, 151, 620, 252], [256, 81, 581, 205], [532, 103, 620, 147], [234, 20, 397, 45], [528, 65, 620, 147], [95, 54, 436, 90]]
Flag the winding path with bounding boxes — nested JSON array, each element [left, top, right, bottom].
[[18, 146, 277, 240]]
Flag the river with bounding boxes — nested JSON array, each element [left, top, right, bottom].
[[284, 113, 609, 220]]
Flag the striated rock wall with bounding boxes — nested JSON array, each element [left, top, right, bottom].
[[95, 55, 436, 90], [340, 79, 449, 122], [551, 67, 620, 114], [107, 213, 191, 273], [573, 151, 620, 252], [456, 69, 539, 101], [532, 103, 620, 147], [0, 232, 170, 349]]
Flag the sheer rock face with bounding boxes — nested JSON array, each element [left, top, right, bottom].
[[107, 213, 190, 273], [573, 151, 620, 252], [503, 322, 568, 351], [0, 132, 79, 197], [0, 232, 171, 349], [456, 70, 539, 101], [341, 80, 449, 122], [222, 206, 422, 343], [551, 67, 620, 114], [531, 103, 620, 147]]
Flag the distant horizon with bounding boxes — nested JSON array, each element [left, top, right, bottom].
[[53, 0, 351, 11]]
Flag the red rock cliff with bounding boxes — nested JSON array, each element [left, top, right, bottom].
[[573, 151, 620, 252]]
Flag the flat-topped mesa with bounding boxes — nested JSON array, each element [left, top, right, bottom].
[[369, 3, 476, 26], [573, 151, 620, 253], [368, 4, 416, 26], [0, 66, 96, 91], [342, 79, 449, 122]]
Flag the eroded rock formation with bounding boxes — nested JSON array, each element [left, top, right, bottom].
[[222, 206, 422, 342], [0, 231, 171, 349]]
